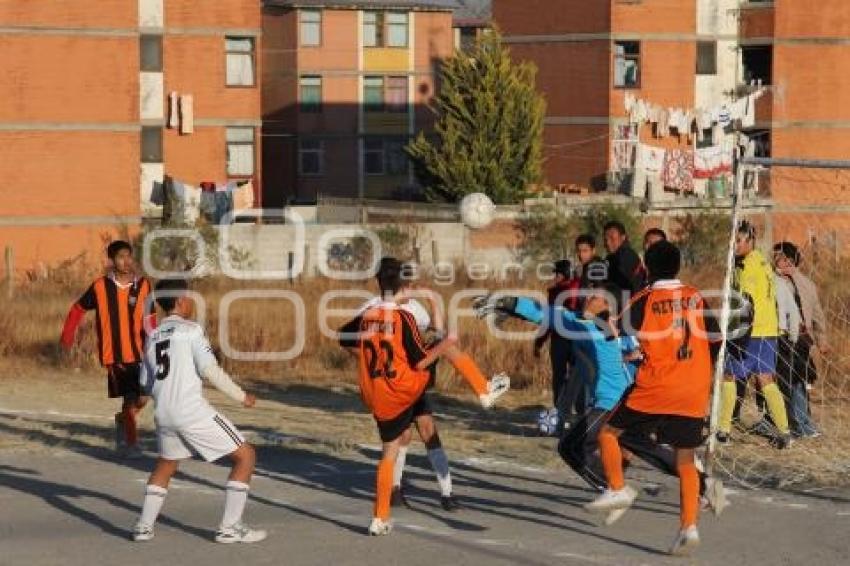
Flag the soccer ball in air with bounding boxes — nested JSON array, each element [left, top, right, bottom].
[[459, 192, 495, 230], [536, 408, 560, 436]]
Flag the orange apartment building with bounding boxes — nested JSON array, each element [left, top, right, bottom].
[[496, 0, 850, 245], [739, 0, 850, 245], [0, 0, 262, 273], [261, 0, 456, 206]]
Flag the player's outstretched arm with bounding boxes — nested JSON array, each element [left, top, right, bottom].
[[59, 285, 96, 350], [474, 294, 550, 325], [191, 327, 253, 406]]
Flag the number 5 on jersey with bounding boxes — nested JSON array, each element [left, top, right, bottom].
[[155, 339, 171, 380]]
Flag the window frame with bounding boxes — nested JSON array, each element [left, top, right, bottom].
[[363, 11, 384, 48], [299, 75, 323, 112], [140, 34, 163, 72], [385, 12, 409, 48], [696, 41, 717, 75], [385, 139, 409, 176], [225, 127, 256, 177], [385, 76, 409, 113], [364, 76, 385, 112], [299, 9, 322, 47], [225, 36, 256, 88], [141, 126, 163, 163], [613, 41, 641, 89], [364, 139, 385, 176], [298, 139, 324, 176]]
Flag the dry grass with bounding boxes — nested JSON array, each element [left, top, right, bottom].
[[1, 259, 849, 486]]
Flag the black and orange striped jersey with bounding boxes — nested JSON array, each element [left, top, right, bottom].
[[72, 276, 152, 366], [356, 304, 432, 421], [620, 280, 713, 418]]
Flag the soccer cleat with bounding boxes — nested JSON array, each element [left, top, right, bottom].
[[603, 507, 628, 526], [479, 373, 511, 408], [368, 517, 392, 536], [771, 434, 793, 450], [584, 485, 637, 514], [715, 431, 731, 445], [669, 525, 700, 556], [440, 495, 461, 512], [215, 523, 268, 544], [704, 477, 729, 517], [132, 523, 154, 542], [390, 486, 411, 509]]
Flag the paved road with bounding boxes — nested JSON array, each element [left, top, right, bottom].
[[1, 439, 849, 566]]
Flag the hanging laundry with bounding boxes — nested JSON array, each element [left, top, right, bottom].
[[668, 108, 684, 134], [167, 92, 179, 129], [184, 185, 201, 224], [214, 191, 234, 224], [717, 105, 732, 128], [661, 149, 695, 193], [233, 181, 255, 211], [694, 145, 733, 179], [742, 94, 756, 128], [613, 142, 636, 173], [657, 107, 670, 137], [634, 144, 669, 202], [179, 94, 194, 134], [199, 187, 217, 223]]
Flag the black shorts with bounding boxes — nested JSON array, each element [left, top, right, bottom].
[[375, 394, 434, 443], [106, 363, 143, 400], [607, 403, 707, 449]]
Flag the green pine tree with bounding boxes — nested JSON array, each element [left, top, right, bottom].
[[406, 31, 545, 204]]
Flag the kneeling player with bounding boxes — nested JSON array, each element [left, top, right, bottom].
[[132, 279, 265, 544], [585, 241, 714, 556]]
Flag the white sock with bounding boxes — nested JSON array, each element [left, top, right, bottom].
[[393, 446, 408, 488], [138, 484, 168, 527], [427, 448, 452, 497], [220, 480, 250, 529]]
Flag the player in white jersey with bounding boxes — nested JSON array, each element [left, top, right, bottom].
[[131, 279, 266, 544]]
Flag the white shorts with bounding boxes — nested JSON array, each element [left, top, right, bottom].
[[157, 413, 245, 462]]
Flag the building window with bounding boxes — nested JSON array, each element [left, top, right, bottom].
[[225, 37, 255, 86], [386, 140, 409, 175], [742, 45, 772, 85], [457, 27, 477, 51], [386, 12, 408, 47], [386, 77, 408, 112], [696, 41, 717, 75], [299, 139, 323, 176], [141, 127, 162, 163], [226, 127, 255, 176], [300, 9, 321, 46], [614, 41, 640, 88], [363, 11, 383, 47], [364, 76, 384, 111], [300, 76, 322, 112], [365, 140, 385, 175], [140, 34, 162, 72]]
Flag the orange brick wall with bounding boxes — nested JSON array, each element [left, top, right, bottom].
[[0, 36, 138, 123], [165, 0, 261, 29], [0, 0, 135, 28], [739, 5, 774, 39], [0, 131, 138, 217]]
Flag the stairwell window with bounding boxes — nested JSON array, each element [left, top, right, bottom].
[[697, 41, 717, 75], [300, 76, 322, 112], [364, 77, 384, 112], [614, 41, 640, 88], [365, 140, 385, 175]]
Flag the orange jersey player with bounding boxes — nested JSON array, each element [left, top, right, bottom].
[[585, 240, 718, 556], [60, 240, 154, 457], [342, 259, 503, 536]]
